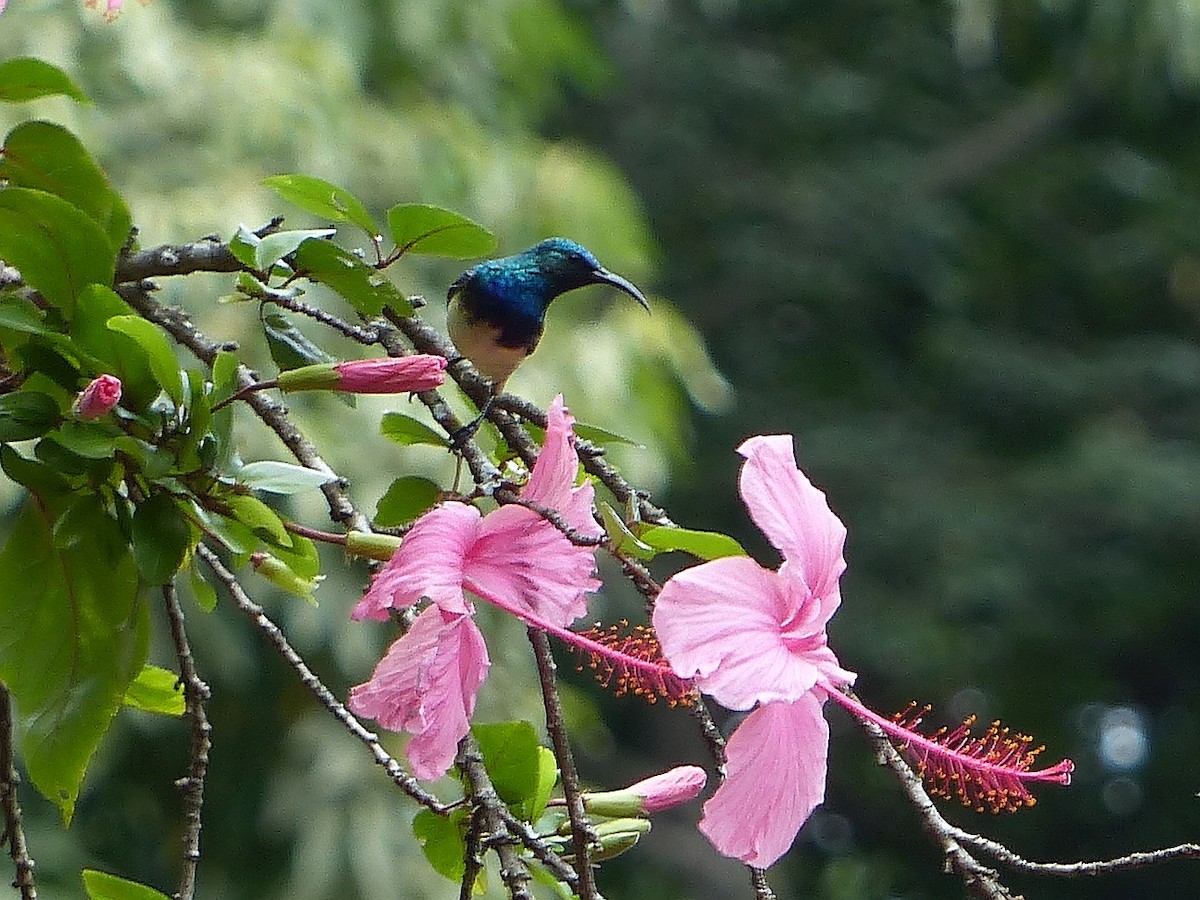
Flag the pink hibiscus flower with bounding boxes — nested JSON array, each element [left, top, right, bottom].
[[652, 434, 855, 868], [349, 394, 602, 778]]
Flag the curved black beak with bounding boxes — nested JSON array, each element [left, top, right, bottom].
[[592, 267, 651, 311]]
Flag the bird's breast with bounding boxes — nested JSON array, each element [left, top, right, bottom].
[[447, 296, 537, 388]]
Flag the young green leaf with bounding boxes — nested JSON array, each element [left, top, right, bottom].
[[0, 294, 50, 335], [253, 228, 336, 272], [1, 121, 132, 249], [598, 502, 654, 560], [634, 525, 747, 560], [262, 311, 337, 372], [0, 188, 114, 315], [572, 421, 645, 448], [0, 391, 61, 442], [374, 476, 441, 527], [291, 239, 413, 316], [0, 498, 147, 824], [473, 721, 545, 810], [379, 411, 448, 447], [412, 808, 475, 885], [188, 560, 218, 612], [263, 174, 379, 235], [387, 204, 497, 259], [521, 746, 559, 822], [106, 315, 184, 405], [122, 665, 185, 717], [0, 57, 89, 104], [82, 870, 172, 900], [225, 494, 292, 547], [237, 460, 334, 494], [70, 286, 159, 412], [131, 494, 194, 584]]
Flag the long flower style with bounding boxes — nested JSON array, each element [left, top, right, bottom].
[[653, 434, 855, 868], [349, 394, 603, 779]]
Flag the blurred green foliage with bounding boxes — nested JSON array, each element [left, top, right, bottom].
[[3, 0, 1200, 898]]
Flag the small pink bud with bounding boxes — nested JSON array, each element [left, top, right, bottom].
[[583, 765, 707, 817], [72, 374, 122, 420]]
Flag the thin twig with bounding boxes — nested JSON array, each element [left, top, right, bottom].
[[844, 691, 1017, 900], [162, 584, 211, 900], [0, 683, 36, 900], [459, 803, 486, 900], [457, 740, 536, 900], [949, 827, 1200, 877], [527, 628, 601, 900], [195, 544, 448, 814], [263, 293, 380, 345], [749, 868, 776, 900]]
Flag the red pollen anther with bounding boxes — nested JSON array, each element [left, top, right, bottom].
[[568, 619, 696, 707]]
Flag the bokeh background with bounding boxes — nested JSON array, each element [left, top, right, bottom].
[[4, 1, 1200, 897]]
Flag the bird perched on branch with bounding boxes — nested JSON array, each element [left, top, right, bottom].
[[446, 237, 649, 438], [447, 237, 650, 389]]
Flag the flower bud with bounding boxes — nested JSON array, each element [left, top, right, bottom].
[[344, 530, 403, 561], [72, 374, 122, 420], [583, 765, 707, 817], [277, 355, 447, 395]]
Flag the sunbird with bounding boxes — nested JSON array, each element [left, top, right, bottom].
[[447, 237, 650, 390]]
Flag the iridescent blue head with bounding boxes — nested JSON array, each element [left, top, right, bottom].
[[448, 237, 650, 325]]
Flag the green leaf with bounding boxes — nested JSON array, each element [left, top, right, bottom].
[[82, 870, 172, 900], [70, 286, 158, 412], [50, 420, 123, 459], [263, 174, 379, 235], [0, 58, 89, 104], [598, 502, 654, 560], [634, 525, 747, 560], [0, 187, 114, 315], [227, 224, 259, 269], [1, 121, 132, 249], [188, 561, 218, 612], [224, 494, 291, 547], [210, 350, 239, 468], [572, 421, 644, 449], [266, 531, 320, 580], [261, 311, 339, 377], [106, 315, 184, 405], [0, 498, 147, 823], [0, 391, 60, 442], [522, 746, 558, 822], [379, 411, 448, 448], [237, 460, 334, 494], [413, 808, 476, 885], [473, 721, 545, 811], [0, 443, 70, 495], [0, 294, 51, 335], [122, 665, 185, 717], [131, 494, 193, 584], [291, 238, 413, 316], [386, 203, 497, 259], [374, 476, 441, 527], [254, 229, 336, 272]]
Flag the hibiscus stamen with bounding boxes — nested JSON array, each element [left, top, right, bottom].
[[569, 620, 697, 706], [826, 692, 1074, 813]]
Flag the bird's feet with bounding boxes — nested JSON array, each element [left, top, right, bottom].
[[448, 394, 496, 451]]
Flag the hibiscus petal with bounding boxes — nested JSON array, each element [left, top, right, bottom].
[[348, 605, 490, 781], [351, 503, 480, 620], [736, 435, 846, 598], [522, 394, 602, 539], [699, 696, 829, 868], [653, 557, 831, 710], [465, 505, 600, 627]]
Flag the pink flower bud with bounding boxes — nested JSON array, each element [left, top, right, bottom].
[[583, 765, 708, 817], [333, 355, 448, 393], [72, 374, 122, 420]]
